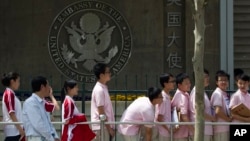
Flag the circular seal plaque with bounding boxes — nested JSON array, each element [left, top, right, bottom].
[[48, 1, 132, 83]]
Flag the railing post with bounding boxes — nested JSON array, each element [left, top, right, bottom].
[[99, 114, 106, 141], [81, 83, 85, 113], [170, 125, 173, 141]]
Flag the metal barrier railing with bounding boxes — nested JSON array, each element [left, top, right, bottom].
[[1, 115, 248, 141]]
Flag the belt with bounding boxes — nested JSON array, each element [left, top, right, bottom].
[[27, 134, 55, 141], [27, 136, 45, 141]]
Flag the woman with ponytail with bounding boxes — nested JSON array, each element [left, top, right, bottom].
[[1, 72, 25, 141], [61, 80, 95, 141]]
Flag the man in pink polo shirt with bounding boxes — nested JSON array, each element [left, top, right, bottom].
[[189, 69, 215, 141], [155, 73, 175, 141], [229, 74, 250, 122], [91, 63, 115, 141], [118, 87, 163, 141], [210, 70, 232, 141], [171, 73, 193, 141]]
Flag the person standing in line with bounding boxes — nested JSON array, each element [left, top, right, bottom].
[[171, 73, 193, 141], [118, 87, 163, 141], [210, 70, 232, 141], [22, 76, 59, 141], [1, 72, 25, 141], [189, 69, 215, 141], [233, 68, 244, 89], [61, 80, 95, 141], [229, 74, 250, 122], [91, 63, 115, 141], [155, 73, 175, 141]]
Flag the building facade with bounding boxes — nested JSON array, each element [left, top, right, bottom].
[[0, 0, 246, 91]]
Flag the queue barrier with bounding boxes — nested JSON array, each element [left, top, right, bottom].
[[0, 115, 248, 141]]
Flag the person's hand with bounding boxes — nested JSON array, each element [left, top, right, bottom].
[[49, 87, 53, 97], [229, 115, 235, 122], [64, 119, 69, 124], [18, 128, 25, 141], [108, 128, 115, 138], [173, 125, 179, 133]]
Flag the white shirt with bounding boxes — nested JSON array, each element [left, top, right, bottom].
[[118, 97, 155, 136], [2, 88, 23, 137]]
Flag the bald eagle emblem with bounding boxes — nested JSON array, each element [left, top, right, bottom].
[[61, 13, 118, 71]]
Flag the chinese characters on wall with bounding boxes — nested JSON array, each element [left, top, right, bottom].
[[165, 0, 184, 72]]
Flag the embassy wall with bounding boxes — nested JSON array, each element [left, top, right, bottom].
[[0, 0, 220, 91]]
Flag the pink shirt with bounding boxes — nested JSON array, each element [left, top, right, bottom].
[[171, 89, 189, 139], [229, 89, 250, 122], [189, 87, 213, 136], [118, 97, 155, 136], [210, 87, 230, 133], [91, 82, 114, 130], [155, 91, 171, 137], [2, 88, 23, 137]]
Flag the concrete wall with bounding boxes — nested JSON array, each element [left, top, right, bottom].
[[0, 0, 221, 92], [0, 0, 165, 91]]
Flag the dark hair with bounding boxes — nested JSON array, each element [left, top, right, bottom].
[[147, 87, 161, 102], [234, 68, 244, 81], [204, 69, 209, 75], [215, 70, 230, 81], [93, 63, 107, 79], [61, 80, 77, 102], [159, 73, 173, 88], [1, 72, 20, 87], [238, 74, 250, 82], [176, 73, 189, 85], [31, 76, 47, 92]]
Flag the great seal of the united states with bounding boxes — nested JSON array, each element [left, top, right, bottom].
[[48, 0, 132, 83]]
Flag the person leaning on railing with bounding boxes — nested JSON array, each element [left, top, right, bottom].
[[118, 87, 163, 141]]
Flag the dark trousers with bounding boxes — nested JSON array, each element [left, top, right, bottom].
[[4, 135, 21, 141]]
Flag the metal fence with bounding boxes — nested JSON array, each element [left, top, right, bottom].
[[0, 83, 239, 141], [0, 117, 248, 141]]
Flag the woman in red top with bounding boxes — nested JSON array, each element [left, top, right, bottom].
[[61, 80, 95, 141]]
